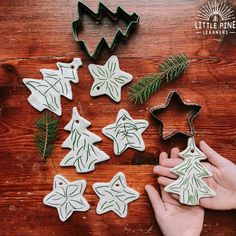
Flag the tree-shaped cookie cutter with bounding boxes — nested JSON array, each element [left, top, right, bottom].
[[72, 2, 140, 59], [150, 91, 201, 140]]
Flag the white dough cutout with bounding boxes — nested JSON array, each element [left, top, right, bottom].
[[88, 55, 132, 102], [23, 58, 82, 116], [60, 107, 110, 173], [102, 109, 149, 155], [93, 172, 140, 218], [164, 137, 216, 205], [43, 175, 90, 222]]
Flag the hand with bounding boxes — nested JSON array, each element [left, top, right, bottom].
[[154, 141, 236, 210], [145, 148, 204, 236]]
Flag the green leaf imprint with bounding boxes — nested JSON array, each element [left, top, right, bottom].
[[89, 55, 132, 102], [43, 175, 90, 222], [102, 109, 149, 155], [92, 172, 140, 218], [23, 58, 82, 116], [60, 107, 110, 173], [164, 137, 216, 205]]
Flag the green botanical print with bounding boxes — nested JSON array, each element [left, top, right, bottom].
[[164, 137, 215, 205], [93, 172, 140, 218], [23, 58, 82, 116], [89, 55, 132, 102], [43, 175, 90, 222], [60, 107, 110, 173], [102, 109, 149, 155]]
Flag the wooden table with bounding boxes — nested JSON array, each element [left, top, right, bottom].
[[1, 0, 236, 235]]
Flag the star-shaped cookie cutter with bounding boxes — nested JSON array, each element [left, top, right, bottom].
[[72, 2, 140, 59], [150, 91, 201, 140]]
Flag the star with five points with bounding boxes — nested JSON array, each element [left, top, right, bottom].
[[43, 175, 90, 222], [93, 172, 140, 218], [89, 55, 132, 102], [150, 91, 201, 140], [102, 109, 149, 155]]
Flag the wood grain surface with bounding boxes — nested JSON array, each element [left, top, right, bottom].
[[0, 0, 236, 235]]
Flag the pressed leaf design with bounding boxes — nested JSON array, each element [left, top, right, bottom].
[[60, 107, 110, 173], [102, 109, 149, 155], [43, 175, 90, 222], [164, 137, 216, 205], [89, 55, 132, 102], [23, 58, 82, 116], [92, 172, 140, 218]]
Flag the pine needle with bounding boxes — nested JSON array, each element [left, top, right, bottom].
[[128, 53, 190, 104], [35, 113, 58, 161]]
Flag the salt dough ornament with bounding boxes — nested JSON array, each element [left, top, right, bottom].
[[43, 174, 90, 222], [60, 107, 110, 173], [164, 137, 216, 205], [102, 109, 149, 155], [93, 172, 140, 218], [23, 58, 82, 116], [88, 55, 132, 102]]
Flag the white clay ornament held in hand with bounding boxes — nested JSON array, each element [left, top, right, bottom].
[[102, 109, 149, 155], [60, 107, 110, 173], [43, 175, 90, 222], [23, 58, 82, 116], [89, 55, 132, 102], [164, 137, 216, 205], [93, 172, 140, 218]]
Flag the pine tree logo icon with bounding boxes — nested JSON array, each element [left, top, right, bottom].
[[197, 0, 235, 22], [195, 0, 236, 35]]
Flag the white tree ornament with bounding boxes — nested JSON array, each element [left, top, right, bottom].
[[43, 175, 90, 222], [102, 109, 149, 155], [23, 58, 82, 116], [93, 172, 140, 218], [164, 137, 216, 205], [88, 55, 132, 102], [60, 107, 110, 173]]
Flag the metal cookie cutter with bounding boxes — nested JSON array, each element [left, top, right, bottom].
[[150, 91, 201, 140], [72, 2, 140, 59]]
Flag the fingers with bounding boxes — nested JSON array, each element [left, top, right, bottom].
[[153, 166, 177, 179], [145, 185, 166, 218], [170, 147, 180, 159], [159, 155, 182, 168], [159, 152, 168, 165], [199, 141, 228, 167], [159, 148, 182, 168], [158, 176, 174, 186]]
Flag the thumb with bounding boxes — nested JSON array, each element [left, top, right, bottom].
[[145, 185, 166, 219], [199, 141, 229, 167]]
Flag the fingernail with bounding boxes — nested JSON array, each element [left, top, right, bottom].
[[145, 185, 150, 191], [153, 166, 159, 172]]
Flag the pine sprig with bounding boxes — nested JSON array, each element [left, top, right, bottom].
[[129, 53, 190, 104], [35, 113, 58, 161]]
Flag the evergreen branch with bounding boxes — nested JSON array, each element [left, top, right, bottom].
[[128, 53, 190, 104], [35, 113, 58, 161]]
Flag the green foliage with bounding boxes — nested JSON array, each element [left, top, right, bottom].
[[35, 113, 58, 161], [128, 53, 190, 104]]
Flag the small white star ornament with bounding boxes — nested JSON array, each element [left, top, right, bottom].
[[93, 172, 140, 218], [102, 109, 149, 155], [88, 55, 132, 102], [43, 175, 90, 222]]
